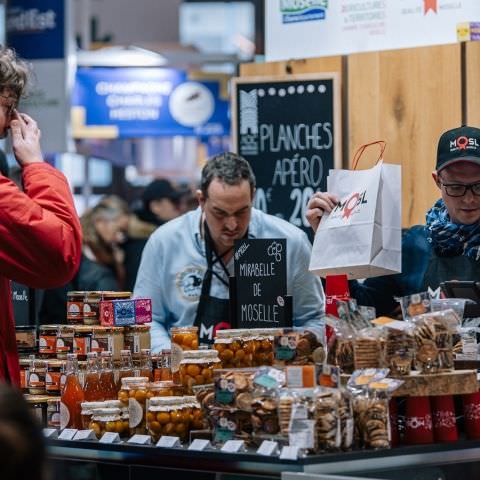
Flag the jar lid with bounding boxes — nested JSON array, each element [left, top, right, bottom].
[[19, 358, 31, 366], [47, 360, 66, 368], [102, 291, 132, 299], [67, 291, 86, 297], [74, 325, 94, 332], [251, 328, 283, 336], [104, 400, 123, 408], [15, 325, 36, 331], [81, 401, 105, 409], [40, 324, 60, 331], [125, 325, 150, 332], [47, 398, 61, 405], [58, 325, 75, 332], [85, 291, 103, 299], [121, 376, 149, 387], [24, 395, 50, 403], [92, 326, 109, 332], [170, 326, 198, 333], [92, 407, 121, 417], [149, 396, 185, 407], [149, 381, 181, 389], [180, 350, 220, 362]]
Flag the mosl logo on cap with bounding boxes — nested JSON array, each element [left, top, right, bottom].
[[450, 136, 480, 153]]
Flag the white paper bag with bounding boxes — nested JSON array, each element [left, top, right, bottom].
[[309, 159, 401, 280]]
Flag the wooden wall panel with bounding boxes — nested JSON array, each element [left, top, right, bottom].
[[466, 41, 480, 127], [348, 44, 462, 227]]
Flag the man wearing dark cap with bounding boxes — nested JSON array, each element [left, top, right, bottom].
[[124, 178, 181, 290], [307, 125, 480, 315]]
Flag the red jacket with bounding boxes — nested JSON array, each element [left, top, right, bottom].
[[0, 163, 82, 386]]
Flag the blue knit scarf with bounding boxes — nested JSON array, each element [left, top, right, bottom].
[[426, 199, 480, 260]]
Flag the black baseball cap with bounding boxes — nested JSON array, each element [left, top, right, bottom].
[[142, 179, 181, 207], [436, 125, 480, 172]]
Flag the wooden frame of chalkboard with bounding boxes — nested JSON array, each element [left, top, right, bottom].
[[231, 73, 341, 240]]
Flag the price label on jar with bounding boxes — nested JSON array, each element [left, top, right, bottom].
[[128, 434, 151, 445], [257, 440, 279, 456], [156, 436, 181, 448], [279, 446, 301, 460], [58, 428, 78, 440], [100, 432, 121, 444], [188, 439, 212, 451], [73, 429, 97, 441], [221, 440, 245, 453]]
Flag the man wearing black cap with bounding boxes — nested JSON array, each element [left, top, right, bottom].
[[307, 125, 480, 315], [124, 179, 181, 290]]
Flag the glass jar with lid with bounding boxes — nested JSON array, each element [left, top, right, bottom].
[[15, 325, 37, 355], [56, 325, 74, 360], [47, 398, 61, 429], [28, 357, 47, 395], [252, 328, 283, 366], [146, 396, 190, 442], [39, 325, 58, 359], [89, 407, 123, 439], [148, 381, 183, 398], [81, 401, 106, 430], [153, 349, 172, 382], [67, 291, 86, 317], [73, 325, 93, 361], [25, 395, 49, 426], [118, 377, 149, 435], [19, 357, 30, 393], [184, 396, 205, 431], [83, 291, 102, 325], [179, 350, 221, 395], [214, 329, 256, 368], [46, 360, 66, 394], [124, 325, 151, 359]]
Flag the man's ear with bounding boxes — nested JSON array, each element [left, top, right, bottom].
[[196, 189, 205, 209], [432, 171, 440, 188]]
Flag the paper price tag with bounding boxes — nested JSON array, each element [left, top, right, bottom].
[[221, 440, 245, 453], [73, 430, 97, 441], [58, 428, 78, 440], [128, 434, 152, 445], [188, 439, 213, 451], [43, 428, 58, 439], [100, 432, 121, 444], [280, 446, 301, 460], [156, 436, 181, 448], [257, 440, 279, 456]]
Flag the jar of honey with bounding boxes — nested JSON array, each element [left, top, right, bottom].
[[146, 396, 189, 443], [179, 350, 221, 395]]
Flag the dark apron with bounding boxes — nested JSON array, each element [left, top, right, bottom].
[[193, 223, 232, 345], [422, 249, 480, 293]]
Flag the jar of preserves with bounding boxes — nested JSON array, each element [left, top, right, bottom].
[[39, 325, 58, 359], [47, 397, 61, 429], [80, 401, 106, 430], [56, 325, 74, 360], [83, 291, 102, 324], [153, 349, 172, 382], [91, 326, 124, 360], [15, 325, 37, 355], [67, 291, 86, 317], [179, 350, 221, 395], [89, 407, 124, 439], [19, 357, 30, 393], [148, 381, 183, 398], [252, 329, 282, 366], [124, 325, 151, 359], [73, 325, 92, 361], [146, 396, 189, 442], [46, 360, 66, 394], [25, 395, 49, 426], [118, 377, 149, 435], [170, 326, 198, 375], [184, 396, 205, 431], [214, 330, 255, 368], [28, 358, 47, 395]]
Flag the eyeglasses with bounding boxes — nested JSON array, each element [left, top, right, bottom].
[[0, 94, 17, 116], [440, 181, 480, 197]]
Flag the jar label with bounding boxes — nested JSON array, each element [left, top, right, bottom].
[[20, 370, 27, 389], [91, 337, 109, 353], [56, 336, 74, 353], [74, 337, 91, 356], [60, 401, 70, 430], [67, 301, 83, 315], [29, 372, 45, 388], [129, 398, 144, 428], [46, 372, 62, 392], [171, 342, 183, 373], [39, 335, 56, 354]]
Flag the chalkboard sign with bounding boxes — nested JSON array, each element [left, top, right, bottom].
[[11, 281, 35, 327], [233, 238, 291, 329], [232, 73, 341, 240]]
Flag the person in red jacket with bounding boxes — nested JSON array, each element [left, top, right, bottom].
[[0, 47, 82, 386]]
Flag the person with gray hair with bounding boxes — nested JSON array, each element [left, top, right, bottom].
[[134, 152, 325, 351]]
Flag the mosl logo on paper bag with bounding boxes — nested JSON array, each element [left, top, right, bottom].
[[328, 190, 368, 223]]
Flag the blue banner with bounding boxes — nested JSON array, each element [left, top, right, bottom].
[[73, 67, 230, 138], [6, 0, 65, 60]]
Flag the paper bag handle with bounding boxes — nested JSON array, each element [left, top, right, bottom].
[[352, 140, 386, 170]]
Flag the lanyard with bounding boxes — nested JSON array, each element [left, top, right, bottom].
[[204, 222, 230, 289]]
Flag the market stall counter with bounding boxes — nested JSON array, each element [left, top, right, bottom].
[[47, 436, 480, 480]]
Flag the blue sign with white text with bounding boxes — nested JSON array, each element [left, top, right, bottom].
[[6, 0, 65, 60], [73, 67, 230, 138]]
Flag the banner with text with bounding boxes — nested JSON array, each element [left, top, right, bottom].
[[266, 0, 480, 61]]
